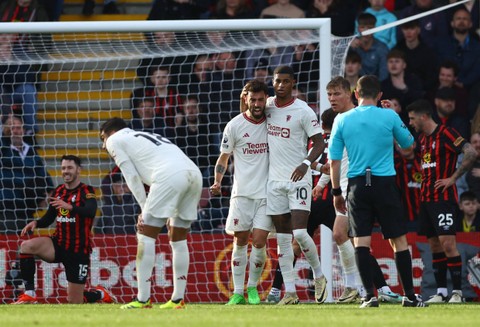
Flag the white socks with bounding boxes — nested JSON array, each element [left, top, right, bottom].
[[170, 240, 190, 301], [293, 229, 323, 279], [231, 244, 248, 295], [136, 234, 156, 302], [247, 245, 266, 288], [277, 233, 296, 293], [337, 240, 359, 288]]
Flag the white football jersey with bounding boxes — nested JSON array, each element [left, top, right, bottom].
[[265, 97, 321, 182], [105, 128, 199, 209], [221, 113, 269, 199]]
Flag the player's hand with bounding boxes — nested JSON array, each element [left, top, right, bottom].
[[209, 182, 222, 196], [49, 197, 72, 210], [21, 221, 37, 237], [434, 177, 455, 193], [320, 162, 330, 174], [380, 99, 393, 109], [333, 195, 347, 215], [291, 163, 308, 182], [471, 168, 480, 178], [137, 213, 144, 233], [312, 184, 324, 199]]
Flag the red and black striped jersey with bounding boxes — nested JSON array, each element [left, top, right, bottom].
[[143, 87, 183, 128], [418, 125, 466, 202], [394, 151, 422, 221], [309, 133, 331, 200], [36, 183, 97, 255]]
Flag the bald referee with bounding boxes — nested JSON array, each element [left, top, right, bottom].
[[328, 75, 427, 308]]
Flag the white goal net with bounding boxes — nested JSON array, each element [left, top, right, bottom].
[[0, 19, 355, 304]]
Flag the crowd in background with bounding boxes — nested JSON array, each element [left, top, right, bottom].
[[0, 0, 479, 233]]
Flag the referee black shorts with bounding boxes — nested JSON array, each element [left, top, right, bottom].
[[347, 175, 407, 239]]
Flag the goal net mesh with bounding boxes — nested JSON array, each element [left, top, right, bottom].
[[0, 22, 354, 303]]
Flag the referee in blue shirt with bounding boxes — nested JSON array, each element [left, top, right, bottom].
[[329, 75, 426, 308]]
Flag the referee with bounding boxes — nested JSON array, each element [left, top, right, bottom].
[[328, 75, 426, 308]]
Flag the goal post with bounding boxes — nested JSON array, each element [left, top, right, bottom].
[[0, 18, 353, 303]]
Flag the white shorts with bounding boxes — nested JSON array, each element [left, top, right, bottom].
[[225, 197, 273, 235], [266, 180, 312, 215], [143, 169, 202, 229]]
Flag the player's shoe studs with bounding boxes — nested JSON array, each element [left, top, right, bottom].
[[314, 276, 328, 304], [425, 293, 447, 304], [277, 292, 299, 305], [247, 287, 260, 305], [336, 287, 359, 304], [95, 285, 117, 304], [120, 298, 152, 309], [359, 296, 379, 308], [159, 299, 186, 309], [448, 291, 464, 304], [11, 293, 38, 304], [378, 290, 402, 303], [402, 294, 428, 307], [226, 293, 246, 305]]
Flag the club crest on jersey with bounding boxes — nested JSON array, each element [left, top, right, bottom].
[[286, 115, 291, 122]]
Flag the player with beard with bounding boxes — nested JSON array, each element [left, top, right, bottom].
[[12, 155, 115, 304], [210, 79, 273, 305]]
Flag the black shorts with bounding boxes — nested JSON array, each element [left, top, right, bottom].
[[347, 175, 407, 239], [308, 196, 335, 236], [51, 237, 90, 284], [418, 201, 458, 238]]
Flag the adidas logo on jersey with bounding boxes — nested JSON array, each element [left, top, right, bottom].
[[299, 200, 307, 205], [243, 133, 250, 138]]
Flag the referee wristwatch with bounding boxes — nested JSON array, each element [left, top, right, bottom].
[[330, 187, 342, 196]]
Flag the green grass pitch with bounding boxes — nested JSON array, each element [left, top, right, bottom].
[[1, 303, 479, 327]]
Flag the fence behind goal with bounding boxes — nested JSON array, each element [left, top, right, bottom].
[[0, 19, 356, 303]]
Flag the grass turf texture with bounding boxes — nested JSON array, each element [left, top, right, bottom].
[[1, 303, 478, 327]]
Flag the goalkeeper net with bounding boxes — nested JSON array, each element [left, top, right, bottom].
[[0, 18, 355, 303]]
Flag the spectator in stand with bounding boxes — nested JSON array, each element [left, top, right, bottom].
[[210, 0, 255, 19], [182, 54, 213, 96], [456, 191, 480, 232], [426, 61, 469, 119], [199, 51, 244, 132], [82, 0, 119, 15], [292, 41, 319, 98], [396, 0, 449, 48], [252, 58, 274, 96], [130, 97, 164, 136], [433, 87, 471, 140], [97, 166, 139, 234], [147, 0, 205, 20], [457, 132, 480, 201], [0, 34, 40, 136], [165, 95, 218, 186], [344, 50, 362, 95], [394, 19, 437, 91], [0, 115, 54, 232], [305, 0, 358, 37], [131, 66, 183, 130], [355, 0, 397, 49], [460, 0, 479, 36], [350, 13, 389, 81], [472, 110, 480, 135], [136, 31, 191, 90], [381, 49, 424, 110], [434, 7, 480, 91], [244, 30, 294, 80], [260, 0, 305, 18]]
